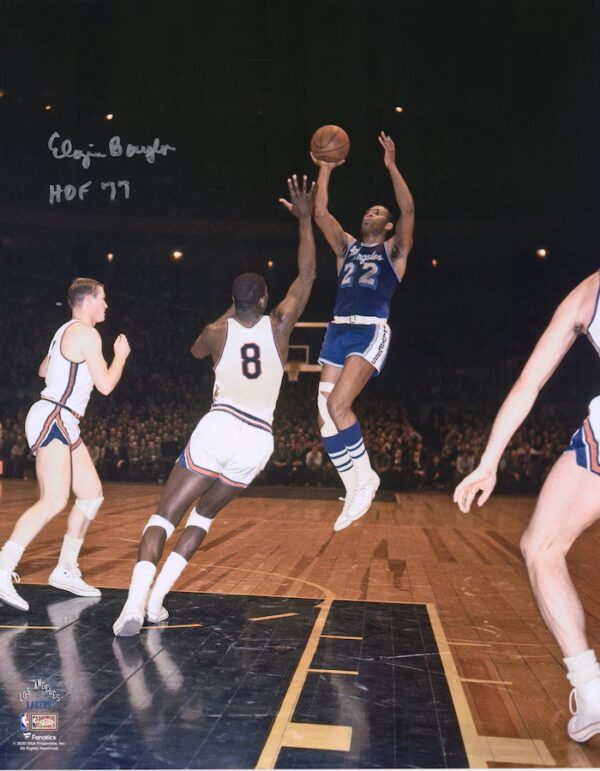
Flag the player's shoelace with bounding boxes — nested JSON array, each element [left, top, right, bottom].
[[0, 569, 21, 584]]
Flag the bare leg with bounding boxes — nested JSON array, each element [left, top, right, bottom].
[[48, 442, 105, 596], [8, 442, 71, 549], [317, 363, 342, 432], [114, 463, 216, 636], [0, 441, 71, 610], [325, 356, 374, 431], [146, 480, 242, 619], [323, 357, 380, 529], [138, 464, 216, 565], [67, 442, 103, 540], [520, 451, 600, 657], [172, 481, 241, 560]]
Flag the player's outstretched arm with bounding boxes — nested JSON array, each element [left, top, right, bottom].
[[81, 327, 131, 395], [379, 131, 414, 279], [310, 154, 353, 267], [191, 303, 236, 359], [454, 274, 596, 513], [273, 174, 317, 334]]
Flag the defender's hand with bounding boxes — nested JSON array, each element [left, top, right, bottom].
[[378, 131, 396, 169], [278, 174, 316, 220], [453, 465, 497, 513]]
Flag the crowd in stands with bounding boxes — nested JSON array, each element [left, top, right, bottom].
[[0, 289, 587, 495]]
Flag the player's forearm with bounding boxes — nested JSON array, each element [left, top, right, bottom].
[[388, 164, 414, 216], [479, 381, 540, 470], [313, 166, 333, 218], [296, 219, 317, 280], [99, 356, 127, 395]]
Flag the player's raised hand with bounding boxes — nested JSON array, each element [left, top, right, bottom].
[[309, 151, 345, 170], [453, 464, 497, 513], [113, 333, 131, 360], [278, 174, 316, 220], [378, 131, 396, 169]]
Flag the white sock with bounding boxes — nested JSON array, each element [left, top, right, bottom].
[[58, 535, 84, 569], [0, 541, 24, 572], [350, 446, 374, 485], [338, 422, 374, 485], [564, 649, 600, 689], [332, 456, 357, 493], [148, 552, 187, 610], [126, 560, 157, 607], [320, 432, 357, 493]]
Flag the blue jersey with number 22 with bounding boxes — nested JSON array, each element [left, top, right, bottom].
[[332, 240, 400, 320]]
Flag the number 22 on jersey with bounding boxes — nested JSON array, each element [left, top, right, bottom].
[[340, 261, 380, 289]]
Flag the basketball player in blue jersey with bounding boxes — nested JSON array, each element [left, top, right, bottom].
[[0, 278, 130, 611], [311, 131, 415, 531], [113, 175, 316, 636], [455, 270, 600, 743]]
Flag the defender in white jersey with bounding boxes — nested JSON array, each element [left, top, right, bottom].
[[114, 174, 316, 636], [0, 278, 130, 611], [454, 270, 600, 743]]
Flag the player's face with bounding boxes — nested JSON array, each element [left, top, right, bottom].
[[89, 287, 108, 324], [361, 206, 392, 237]]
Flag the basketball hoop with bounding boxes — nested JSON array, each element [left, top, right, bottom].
[[285, 322, 327, 382]]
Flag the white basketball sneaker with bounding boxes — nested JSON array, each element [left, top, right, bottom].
[[334, 472, 380, 531], [48, 564, 101, 597], [146, 585, 169, 623], [333, 486, 358, 532], [113, 603, 145, 637], [568, 682, 600, 742], [146, 605, 169, 623], [0, 568, 29, 611]]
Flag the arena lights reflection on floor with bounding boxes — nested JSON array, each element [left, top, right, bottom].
[[0, 587, 466, 769]]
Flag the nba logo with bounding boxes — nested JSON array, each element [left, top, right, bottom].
[[19, 712, 29, 733]]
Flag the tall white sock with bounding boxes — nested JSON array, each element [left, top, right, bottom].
[[148, 553, 187, 611], [58, 535, 83, 569], [564, 649, 600, 688], [126, 561, 156, 608], [338, 421, 373, 485], [0, 541, 24, 572], [321, 431, 357, 492]]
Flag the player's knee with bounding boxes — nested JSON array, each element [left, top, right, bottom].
[[75, 495, 104, 521], [520, 529, 568, 569], [185, 508, 214, 533], [318, 383, 337, 435], [143, 514, 175, 541], [327, 391, 351, 425], [140, 515, 174, 564], [176, 510, 213, 559], [40, 493, 70, 520]]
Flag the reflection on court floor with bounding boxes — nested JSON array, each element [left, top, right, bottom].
[[0, 587, 466, 769]]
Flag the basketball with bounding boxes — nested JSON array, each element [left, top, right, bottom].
[[310, 125, 350, 164]]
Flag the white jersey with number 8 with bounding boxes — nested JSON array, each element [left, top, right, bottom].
[[212, 316, 284, 425]]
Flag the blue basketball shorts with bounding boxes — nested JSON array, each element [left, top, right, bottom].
[[318, 322, 391, 376]]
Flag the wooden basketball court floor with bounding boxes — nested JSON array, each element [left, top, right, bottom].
[[1, 479, 600, 769]]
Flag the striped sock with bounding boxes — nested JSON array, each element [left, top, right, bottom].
[[321, 432, 357, 493], [338, 421, 373, 484]]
